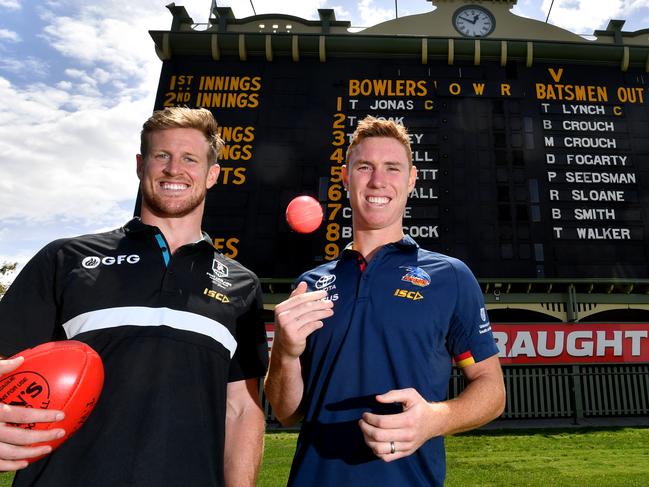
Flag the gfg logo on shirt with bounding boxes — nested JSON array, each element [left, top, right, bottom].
[[82, 255, 140, 269]]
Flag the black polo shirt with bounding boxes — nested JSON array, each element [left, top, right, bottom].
[[0, 218, 268, 487]]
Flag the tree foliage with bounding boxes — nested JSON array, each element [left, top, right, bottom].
[[0, 262, 18, 299]]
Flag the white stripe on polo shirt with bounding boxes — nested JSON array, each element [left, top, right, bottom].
[[62, 306, 237, 357]]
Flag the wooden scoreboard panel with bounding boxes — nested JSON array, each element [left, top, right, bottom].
[[154, 58, 649, 279]]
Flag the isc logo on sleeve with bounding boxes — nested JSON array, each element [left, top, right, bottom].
[[393, 289, 424, 301], [203, 288, 230, 303]]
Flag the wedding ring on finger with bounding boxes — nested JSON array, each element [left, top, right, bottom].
[[390, 441, 396, 454]]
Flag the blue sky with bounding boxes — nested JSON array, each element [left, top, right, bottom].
[[2, 0, 649, 281]]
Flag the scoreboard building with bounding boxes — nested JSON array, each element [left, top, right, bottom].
[[150, 0, 649, 424]]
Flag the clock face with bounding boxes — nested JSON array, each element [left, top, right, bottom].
[[453, 6, 496, 37]]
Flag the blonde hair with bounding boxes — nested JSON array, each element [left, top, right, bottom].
[[140, 107, 224, 165], [346, 115, 412, 166]]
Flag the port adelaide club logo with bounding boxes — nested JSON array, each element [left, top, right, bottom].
[[207, 257, 232, 289]]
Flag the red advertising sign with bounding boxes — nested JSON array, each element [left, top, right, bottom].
[[493, 323, 649, 364], [266, 323, 649, 365]]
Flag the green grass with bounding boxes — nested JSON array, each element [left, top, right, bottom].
[[257, 427, 649, 487], [444, 428, 649, 487], [2, 427, 647, 486], [259, 432, 300, 486], [0, 471, 11, 486]]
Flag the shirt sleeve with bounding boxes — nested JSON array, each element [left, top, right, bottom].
[[227, 276, 269, 382], [0, 241, 67, 357], [445, 258, 499, 367]]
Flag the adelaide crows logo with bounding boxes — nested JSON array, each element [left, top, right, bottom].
[[400, 266, 431, 287]]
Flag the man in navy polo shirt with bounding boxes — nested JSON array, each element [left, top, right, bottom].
[[0, 107, 268, 486], [265, 115, 505, 486]]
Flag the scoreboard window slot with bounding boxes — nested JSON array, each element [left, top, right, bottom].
[[507, 100, 521, 113], [523, 117, 534, 132], [480, 186, 494, 201], [268, 93, 308, 110], [534, 244, 544, 262], [452, 133, 465, 148], [498, 205, 512, 222], [479, 133, 491, 148], [480, 169, 493, 183], [515, 205, 529, 222], [493, 133, 506, 148], [206, 191, 248, 207], [528, 180, 539, 203], [493, 116, 505, 130], [270, 77, 305, 93], [256, 217, 277, 234], [518, 225, 530, 239], [500, 243, 514, 259], [497, 186, 511, 202], [514, 185, 528, 201], [524, 133, 535, 149], [513, 150, 525, 166], [301, 167, 318, 184], [513, 170, 526, 184], [480, 225, 496, 240], [206, 216, 246, 232], [496, 168, 509, 182], [417, 206, 439, 219], [509, 117, 522, 130], [258, 191, 279, 212]]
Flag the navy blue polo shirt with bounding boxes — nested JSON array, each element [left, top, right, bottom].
[[288, 236, 498, 486]]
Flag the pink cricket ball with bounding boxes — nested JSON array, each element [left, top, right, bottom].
[[286, 196, 324, 234]]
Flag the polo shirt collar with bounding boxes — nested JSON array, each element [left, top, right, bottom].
[[123, 217, 214, 247], [341, 234, 419, 259]]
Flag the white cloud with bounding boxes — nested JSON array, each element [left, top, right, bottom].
[[217, 0, 329, 20], [356, 0, 395, 28], [42, 16, 159, 83], [541, 0, 625, 34], [0, 77, 145, 225], [0, 2, 170, 233], [0, 0, 20, 10], [0, 56, 48, 77], [0, 28, 20, 42]]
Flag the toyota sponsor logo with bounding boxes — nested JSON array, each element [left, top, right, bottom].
[[315, 274, 336, 289], [82, 255, 140, 269]]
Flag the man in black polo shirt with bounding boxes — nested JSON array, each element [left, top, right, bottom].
[[0, 107, 268, 486]]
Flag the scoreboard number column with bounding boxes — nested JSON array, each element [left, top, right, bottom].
[[324, 96, 346, 260]]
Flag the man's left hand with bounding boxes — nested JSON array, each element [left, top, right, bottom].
[[358, 388, 448, 462]]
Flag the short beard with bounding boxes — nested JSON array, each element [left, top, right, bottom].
[[141, 190, 205, 219]]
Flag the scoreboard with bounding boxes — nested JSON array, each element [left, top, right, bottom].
[[153, 57, 649, 279]]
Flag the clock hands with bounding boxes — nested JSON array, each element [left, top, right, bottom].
[[458, 15, 477, 24], [455, 7, 493, 36]]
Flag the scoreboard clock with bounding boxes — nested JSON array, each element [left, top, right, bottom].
[[452, 5, 496, 37]]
